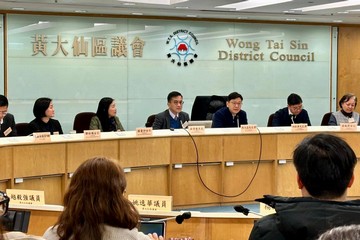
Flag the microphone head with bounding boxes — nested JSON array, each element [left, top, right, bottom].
[[182, 211, 191, 219], [175, 215, 184, 224], [234, 205, 250, 216]]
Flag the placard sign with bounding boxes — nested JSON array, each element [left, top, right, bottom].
[[136, 127, 153, 136], [340, 122, 357, 131], [83, 129, 101, 139], [188, 126, 205, 134], [291, 123, 308, 132], [241, 124, 257, 133], [33, 132, 51, 143], [6, 189, 45, 205], [128, 194, 172, 212]]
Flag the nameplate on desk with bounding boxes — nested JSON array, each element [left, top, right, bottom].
[[83, 129, 101, 139], [136, 127, 153, 136], [259, 202, 276, 216], [291, 123, 308, 132], [188, 125, 205, 134], [6, 189, 45, 205], [33, 132, 51, 142], [340, 122, 357, 131], [241, 124, 257, 133], [128, 194, 172, 212]]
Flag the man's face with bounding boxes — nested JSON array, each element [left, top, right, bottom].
[[288, 103, 303, 116], [226, 97, 242, 115], [0, 105, 8, 121], [167, 95, 183, 114]]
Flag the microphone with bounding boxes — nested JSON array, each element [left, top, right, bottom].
[[234, 205, 263, 217], [236, 115, 239, 128], [147, 211, 191, 224], [290, 114, 295, 124]]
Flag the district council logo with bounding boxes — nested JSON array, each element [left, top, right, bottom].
[[166, 29, 198, 67]]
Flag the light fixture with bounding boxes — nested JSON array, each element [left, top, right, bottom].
[[293, 0, 360, 12], [186, 14, 197, 17], [74, 10, 88, 13], [11, 7, 25, 11], [132, 12, 144, 15], [286, 18, 297, 21], [117, 0, 188, 5], [216, 0, 293, 11]]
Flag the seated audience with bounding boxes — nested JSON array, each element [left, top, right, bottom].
[[317, 225, 360, 240], [29, 97, 63, 134], [43, 156, 163, 240], [152, 91, 189, 129], [249, 133, 360, 240], [329, 93, 360, 125], [0, 95, 16, 137], [272, 93, 311, 126], [89, 97, 125, 132], [211, 92, 247, 128]]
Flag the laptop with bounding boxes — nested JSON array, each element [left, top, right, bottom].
[[186, 120, 212, 128], [139, 221, 166, 238]]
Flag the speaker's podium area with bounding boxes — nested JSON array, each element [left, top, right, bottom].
[[2, 127, 360, 239]]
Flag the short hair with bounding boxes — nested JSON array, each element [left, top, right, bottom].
[[293, 133, 357, 199], [167, 91, 182, 102], [227, 92, 243, 101], [318, 225, 360, 240], [55, 157, 140, 240], [0, 95, 8, 107], [287, 93, 302, 105], [33, 97, 52, 119], [339, 93, 357, 109]]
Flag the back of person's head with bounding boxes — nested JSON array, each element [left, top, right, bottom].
[[339, 93, 357, 108], [318, 225, 360, 240], [287, 93, 302, 105], [167, 91, 182, 102], [56, 156, 140, 240], [33, 97, 52, 119], [0, 95, 9, 107], [293, 133, 357, 199], [227, 92, 243, 101]]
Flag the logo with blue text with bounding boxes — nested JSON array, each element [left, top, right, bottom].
[[166, 29, 198, 67]]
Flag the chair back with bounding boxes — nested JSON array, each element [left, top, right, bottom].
[[15, 123, 31, 136], [145, 114, 156, 127], [267, 113, 275, 127], [321, 112, 332, 126], [73, 112, 96, 133]]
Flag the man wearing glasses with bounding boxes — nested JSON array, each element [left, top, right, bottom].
[[211, 92, 248, 128], [0, 95, 17, 137], [272, 93, 311, 126], [152, 91, 190, 129]]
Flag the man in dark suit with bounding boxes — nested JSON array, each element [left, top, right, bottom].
[[152, 91, 189, 129], [272, 93, 311, 126], [0, 95, 17, 137]]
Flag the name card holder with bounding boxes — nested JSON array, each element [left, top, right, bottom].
[[291, 123, 308, 132], [241, 124, 257, 133], [83, 129, 101, 139], [340, 122, 357, 131], [128, 194, 172, 212], [259, 202, 276, 216], [188, 125, 205, 134], [136, 127, 153, 136], [6, 189, 45, 205], [33, 132, 51, 143]]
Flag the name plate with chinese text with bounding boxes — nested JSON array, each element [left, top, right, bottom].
[[33, 132, 51, 143], [83, 129, 101, 139], [259, 202, 276, 216], [136, 127, 153, 136], [188, 125, 205, 134], [6, 189, 45, 205], [128, 194, 172, 212], [340, 122, 357, 131], [291, 123, 308, 132], [241, 124, 257, 133]]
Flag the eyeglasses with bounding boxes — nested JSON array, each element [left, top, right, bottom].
[[172, 100, 184, 105], [344, 102, 356, 108], [0, 191, 9, 216], [290, 104, 303, 111], [230, 101, 242, 106], [0, 111, 7, 116]]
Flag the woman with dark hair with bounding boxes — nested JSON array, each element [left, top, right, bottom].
[[89, 97, 125, 132], [43, 157, 163, 240], [329, 93, 360, 125], [29, 97, 63, 134]]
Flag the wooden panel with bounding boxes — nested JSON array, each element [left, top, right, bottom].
[[0, 147, 12, 180], [13, 176, 64, 205], [223, 135, 277, 161], [277, 133, 309, 159], [125, 167, 169, 196], [333, 132, 360, 156], [166, 218, 206, 240], [171, 164, 221, 207], [67, 140, 118, 172], [26, 210, 60, 236], [208, 218, 255, 240], [222, 161, 275, 203], [13, 144, 66, 177], [348, 164, 360, 197], [119, 138, 170, 167], [275, 160, 300, 197], [171, 136, 222, 163]]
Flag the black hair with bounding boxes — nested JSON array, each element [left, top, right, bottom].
[[0, 95, 8, 107], [33, 97, 52, 119], [339, 93, 357, 109], [96, 97, 115, 132], [167, 91, 182, 103], [287, 93, 302, 105], [227, 92, 243, 101]]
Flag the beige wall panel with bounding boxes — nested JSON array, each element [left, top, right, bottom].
[[67, 140, 118, 172], [208, 218, 255, 240], [170, 136, 223, 164], [13, 144, 66, 177], [0, 147, 12, 180], [119, 138, 170, 167]]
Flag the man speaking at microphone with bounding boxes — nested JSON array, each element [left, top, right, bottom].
[[271, 93, 311, 126], [211, 92, 248, 128]]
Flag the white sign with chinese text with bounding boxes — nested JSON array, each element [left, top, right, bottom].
[[6, 189, 45, 205], [241, 124, 257, 133], [83, 129, 101, 139], [291, 123, 308, 132], [136, 127, 153, 136], [33, 132, 51, 143], [128, 194, 172, 212], [340, 122, 357, 131]]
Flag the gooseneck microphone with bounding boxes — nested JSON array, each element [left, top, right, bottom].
[[147, 211, 191, 224], [234, 205, 263, 217]]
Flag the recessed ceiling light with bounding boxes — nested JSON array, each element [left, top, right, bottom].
[[337, 11, 349, 14], [175, 6, 189, 9], [286, 18, 297, 21], [74, 10, 87, 13], [118, 0, 188, 5], [132, 12, 143, 15], [11, 7, 25, 11], [283, 10, 295, 13], [217, 0, 293, 11], [186, 14, 197, 17], [237, 16, 249, 19], [122, 2, 136, 6], [293, 0, 360, 12], [333, 20, 343, 23]]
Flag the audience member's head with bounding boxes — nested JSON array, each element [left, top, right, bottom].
[[55, 156, 140, 240], [287, 93, 303, 116], [33, 97, 54, 119], [339, 93, 357, 113], [293, 133, 357, 200], [318, 225, 360, 240], [226, 92, 243, 115], [167, 91, 184, 115]]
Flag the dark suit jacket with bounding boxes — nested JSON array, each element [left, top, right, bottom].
[[211, 106, 247, 128], [272, 107, 311, 126], [152, 109, 190, 129], [0, 113, 17, 137], [29, 118, 63, 134]]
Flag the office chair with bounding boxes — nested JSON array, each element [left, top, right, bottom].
[[15, 123, 31, 136], [267, 113, 275, 127], [73, 112, 96, 133], [145, 114, 156, 127], [321, 112, 332, 126]]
